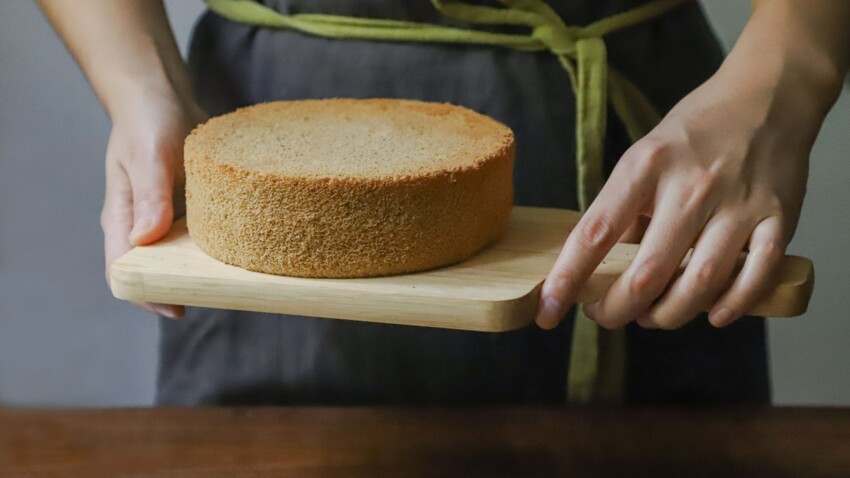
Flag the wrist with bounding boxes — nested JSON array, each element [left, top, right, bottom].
[[104, 66, 205, 134], [104, 74, 180, 119], [88, 31, 196, 121], [716, 1, 844, 142], [726, 1, 845, 110]]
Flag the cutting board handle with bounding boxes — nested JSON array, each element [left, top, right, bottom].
[[574, 243, 814, 317]]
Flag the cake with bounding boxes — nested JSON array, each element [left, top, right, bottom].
[[184, 98, 515, 278]]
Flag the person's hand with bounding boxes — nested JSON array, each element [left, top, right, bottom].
[[534, 0, 848, 330], [102, 90, 206, 318], [536, 76, 803, 330], [37, 0, 212, 317]]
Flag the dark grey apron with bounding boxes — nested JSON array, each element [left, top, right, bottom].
[[156, 0, 769, 405]]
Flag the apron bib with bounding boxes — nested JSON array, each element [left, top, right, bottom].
[[155, 0, 770, 405]]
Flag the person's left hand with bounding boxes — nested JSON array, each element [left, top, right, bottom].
[[534, 44, 839, 331]]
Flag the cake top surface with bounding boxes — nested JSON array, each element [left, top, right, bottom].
[[186, 99, 514, 180]]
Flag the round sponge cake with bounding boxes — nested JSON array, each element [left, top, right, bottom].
[[184, 98, 514, 278]]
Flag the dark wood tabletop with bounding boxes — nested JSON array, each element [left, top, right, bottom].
[[1, 406, 848, 477]]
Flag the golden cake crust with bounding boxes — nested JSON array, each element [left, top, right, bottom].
[[184, 98, 514, 278]]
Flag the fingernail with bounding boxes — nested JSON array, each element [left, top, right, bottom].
[[130, 217, 154, 244], [710, 307, 737, 328], [155, 305, 177, 319], [537, 297, 565, 329]]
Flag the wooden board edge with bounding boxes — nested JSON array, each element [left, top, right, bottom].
[[110, 265, 145, 303], [750, 256, 815, 318], [109, 261, 541, 332]]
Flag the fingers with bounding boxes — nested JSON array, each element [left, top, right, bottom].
[[709, 216, 785, 327], [638, 213, 752, 329], [127, 145, 176, 246], [133, 300, 185, 319], [103, 146, 184, 319], [535, 154, 655, 329], [583, 186, 707, 329]]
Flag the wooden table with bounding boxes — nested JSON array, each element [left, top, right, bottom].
[[1, 407, 848, 477]]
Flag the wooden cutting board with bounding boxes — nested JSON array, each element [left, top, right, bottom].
[[110, 207, 814, 331]]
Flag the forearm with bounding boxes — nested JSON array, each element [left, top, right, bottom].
[[36, 0, 194, 119], [716, 0, 850, 131]]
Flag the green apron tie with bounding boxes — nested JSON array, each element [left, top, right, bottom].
[[204, 0, 691, 404]]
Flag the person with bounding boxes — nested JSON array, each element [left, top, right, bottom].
[[37, 0, 850, 405]]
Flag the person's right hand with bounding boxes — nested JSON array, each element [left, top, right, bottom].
[[102, 89, 206, 318]]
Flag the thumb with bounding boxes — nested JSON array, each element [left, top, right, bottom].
[[128, 155, 176, 247]]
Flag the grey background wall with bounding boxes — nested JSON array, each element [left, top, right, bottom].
[[0, 1, 847, 407]]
